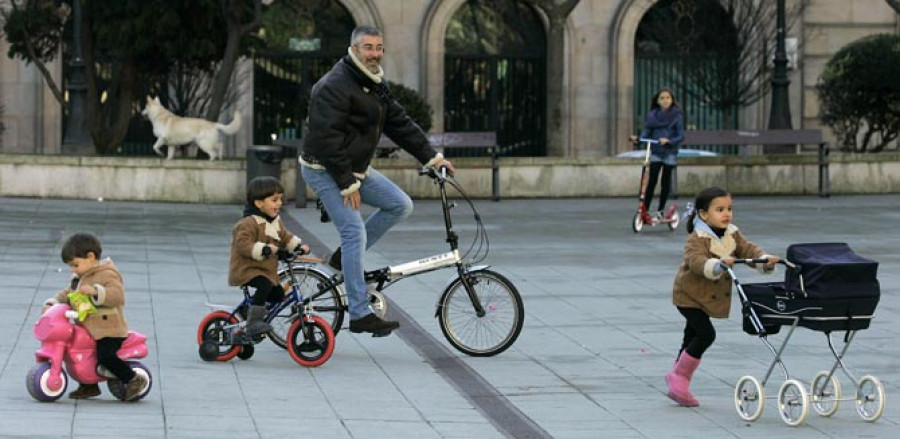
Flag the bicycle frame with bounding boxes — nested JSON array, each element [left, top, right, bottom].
[[297, 167, 488, 317]]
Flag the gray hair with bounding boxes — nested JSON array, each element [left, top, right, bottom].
[[350, 25, 382, 46]]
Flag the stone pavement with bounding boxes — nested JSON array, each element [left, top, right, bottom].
[[1, 193, 899, 438]]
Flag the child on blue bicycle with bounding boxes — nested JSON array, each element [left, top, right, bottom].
[[229, 176, 310, 336]]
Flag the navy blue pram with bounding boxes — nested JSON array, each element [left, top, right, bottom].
[[731, 243, 885, 426], [741, 243, 880, 334]]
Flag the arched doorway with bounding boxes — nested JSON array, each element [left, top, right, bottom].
[[632, 0, 740, 153], [252, 1, 356, 145], [443, 0, 546, 157]]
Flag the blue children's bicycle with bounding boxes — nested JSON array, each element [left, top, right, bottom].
[[196, 250, 335, 367]]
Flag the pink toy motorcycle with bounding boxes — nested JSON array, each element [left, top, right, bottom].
[[26, 303, 152, 402]]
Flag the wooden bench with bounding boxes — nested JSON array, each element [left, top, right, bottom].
[[680, 129, 830, 197], [275, 131, 499, 207]]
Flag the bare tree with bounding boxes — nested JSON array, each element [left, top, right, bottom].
[[204, 0, 264, 122], [885, 0, 900, 14], [639, 0, 807, 129]]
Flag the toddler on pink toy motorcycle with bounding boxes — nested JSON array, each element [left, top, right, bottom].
[[27, 233, 151, 402], [27, 303, 152, 402]]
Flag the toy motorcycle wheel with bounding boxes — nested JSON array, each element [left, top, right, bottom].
[[26, 362, 68, 402], [286, 315, 335, 367], [237, 344, 255, 360], [196, 311, 241, 362], [107, 361, 153, 401]]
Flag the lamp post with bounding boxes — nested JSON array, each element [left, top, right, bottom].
[[62, 0, 90, 153], [768, 0, 792, 130]]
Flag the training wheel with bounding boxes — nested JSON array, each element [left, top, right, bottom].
[[734, 375, 765, 422], [777, 379, 809, 427], [855, 375, 884, 422], [811, 371, 841, 417]]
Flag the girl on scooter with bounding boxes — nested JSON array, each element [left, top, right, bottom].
[[630, 87, 684, 220], [43, 233, 147, 401]]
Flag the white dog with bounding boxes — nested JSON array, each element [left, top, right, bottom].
[[141, 96, 241, 160]]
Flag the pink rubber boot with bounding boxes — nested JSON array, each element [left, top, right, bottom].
[[665, 352, 700, 407]]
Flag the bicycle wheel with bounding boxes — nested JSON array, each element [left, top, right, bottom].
[[811, 371, 841, 417], [286, 315, 335, 367], [197, 311, 241, 362], [272, 265, 345, 348], [438, 269, 523, 356]]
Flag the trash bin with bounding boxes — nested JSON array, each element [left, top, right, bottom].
[[246, 145, 284, 186]]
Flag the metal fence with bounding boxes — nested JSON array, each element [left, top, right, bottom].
[[444, 55, 545, 157], [634, 55, 740, 155]]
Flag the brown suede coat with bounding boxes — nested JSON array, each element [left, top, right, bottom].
[[47, 258, 129, 339], [228, 215, 302, 286], [672, 224, 770, 318]]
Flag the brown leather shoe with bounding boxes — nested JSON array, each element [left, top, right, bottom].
[[349, 313, 399, 334], [69, 383, 101, 399]]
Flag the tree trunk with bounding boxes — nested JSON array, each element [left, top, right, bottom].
[[544, 16, 566, 156], [529, 0, 580, 157], [205, 0, 261, 122]]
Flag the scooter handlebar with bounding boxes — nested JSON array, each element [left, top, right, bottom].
[[638, 137, 659, 144]]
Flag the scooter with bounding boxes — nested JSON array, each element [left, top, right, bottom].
[[631, 137, 680, 233], [26, 303, 152, 402]]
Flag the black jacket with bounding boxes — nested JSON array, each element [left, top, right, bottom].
[[302, 56, 437, 190]]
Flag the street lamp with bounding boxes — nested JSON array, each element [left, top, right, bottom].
[[62, 0, 90, 153], [768, 0, 792, 130]]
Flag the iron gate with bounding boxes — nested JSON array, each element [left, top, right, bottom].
[[444, 55, 545, 157], [634, 54, 740, 155], [253, 52, 339, 146]]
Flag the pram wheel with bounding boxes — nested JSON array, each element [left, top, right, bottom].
[[811, 371, 841, 417], [855, 375, 884, 422], [734, 375, 765, 422], [777, 379, 809, 427]]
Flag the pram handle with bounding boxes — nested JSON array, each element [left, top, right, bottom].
[[731, 258, 798, 270]]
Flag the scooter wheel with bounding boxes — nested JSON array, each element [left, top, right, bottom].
[[26, 362, 68, 402], [632, 212, 644, 233], [107, 361, 152, 401]]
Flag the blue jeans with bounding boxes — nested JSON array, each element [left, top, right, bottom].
[[301, 166, 413, 319]]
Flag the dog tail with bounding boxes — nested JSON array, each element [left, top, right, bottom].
[[217, 110, 242, 135]]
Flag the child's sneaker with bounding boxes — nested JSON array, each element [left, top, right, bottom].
[[69, 383, 101, 399], [124, 373, 148, 401]]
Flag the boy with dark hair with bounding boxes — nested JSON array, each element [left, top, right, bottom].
[[229, 176, 310, 336], [43, 233, 147, 401]]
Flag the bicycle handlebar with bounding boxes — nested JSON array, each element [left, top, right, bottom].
[[419, 165, 452, 181], [277, 247, 309, 262]]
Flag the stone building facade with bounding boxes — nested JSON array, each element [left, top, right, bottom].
[[1, 0, 897, 157]]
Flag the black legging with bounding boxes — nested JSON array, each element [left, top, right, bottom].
[[677, 306, 716, 359], [245, 276, 285, 306], [96, 337, 135, 382], [643, 162, 674, 212]]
